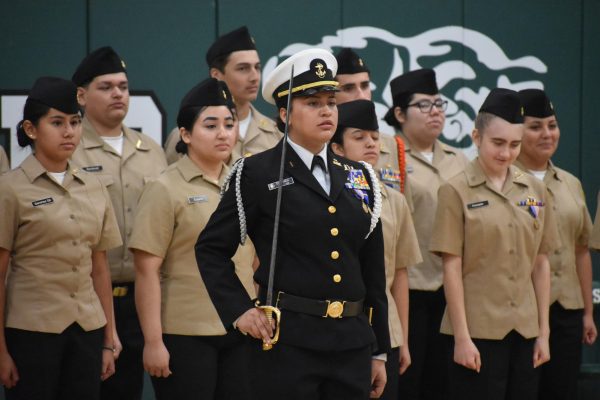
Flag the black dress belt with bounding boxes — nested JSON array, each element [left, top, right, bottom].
[[276, 292, 364, 319]]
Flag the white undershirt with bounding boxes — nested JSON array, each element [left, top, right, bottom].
[[529, 169, 547, 181], [101, 131, 124, 156], [421, 151, 434, 164], [238, 111, 252, 140], [287, 137, 330, 195], [48, 171, 67, 185]]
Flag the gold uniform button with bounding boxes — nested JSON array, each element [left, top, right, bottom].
[[331, 251, 339, 260], [333, 274, 342, 283], [244, 152, 253, 158], [330, 228, 339, 236], [328, 206, 336, 214]]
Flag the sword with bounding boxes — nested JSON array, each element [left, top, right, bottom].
[[258, 65, 294, 350]]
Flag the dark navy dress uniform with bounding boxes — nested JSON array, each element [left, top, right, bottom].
[[196, 139, 390, 398]]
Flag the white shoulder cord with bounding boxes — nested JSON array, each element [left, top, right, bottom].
[[359, 161, 382, 239], [220, 158, 247, 245]]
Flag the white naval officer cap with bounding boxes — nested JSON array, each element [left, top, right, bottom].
[[262, 48, 339, 108]]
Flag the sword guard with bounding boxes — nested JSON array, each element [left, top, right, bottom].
[[258, 305, 281, 351]]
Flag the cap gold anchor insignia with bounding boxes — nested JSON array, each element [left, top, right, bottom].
[[315, 62, 326, 79]]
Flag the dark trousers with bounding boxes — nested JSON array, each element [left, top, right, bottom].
[[397, 288, 449, 400], [101, 283, 144, 400], [151, 330, 250, 400], [249, 341, 372, 400], [4, 323, 103, 400], [538, 302, 583, 400], [380, 347, 400, 400], [448, 330, 539, 400]]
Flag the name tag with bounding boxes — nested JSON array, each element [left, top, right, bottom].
[[82, 165, 103, 172], [187, 195, 208, 204], [467, 200, 489, 209], [268, 177, 294, 191], [32, 197, 54, 207]]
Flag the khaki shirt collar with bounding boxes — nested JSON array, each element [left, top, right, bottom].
[[545, 160, 562, 182], [513, 159, 562, 185], [466, 158, 529, 193], [80, 117, 151, 152], [21, 154, 84, 185], [399, 132, 457, 167], [176, 155, 228, 188]]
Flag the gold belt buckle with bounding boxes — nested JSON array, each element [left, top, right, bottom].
[[112, 286, 128, 297], [325, 300, 345, 318]]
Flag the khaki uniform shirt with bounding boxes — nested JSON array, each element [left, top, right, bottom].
[[163, 105, 281, 165], [0, 146, 9, 173], [129, 155, 256, 336], [430, 160, 561, 340], [402, 135, 469, 290], [0, 155, 121, 333], [590, 191, 600, 251], [71, 117, 167, 282], [376, 135, 404, 194], [515, 160, 592, 309], [380, 184, 422, 348]]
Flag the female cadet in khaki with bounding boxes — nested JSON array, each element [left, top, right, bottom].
[[130, 78, 256, 399], [514, 89, 597, 399], [0, 146, 9, 173], [383, 68, 469, 400], [70, 46, 167, 400], [430, 88, 561, 400], [0, 77, 121, 399], [330, 99, 422, 400]]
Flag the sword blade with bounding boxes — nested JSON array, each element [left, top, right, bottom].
[[265, 65, 294, 307]]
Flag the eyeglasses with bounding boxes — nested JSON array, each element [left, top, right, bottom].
[[407, 99, 448, 113]]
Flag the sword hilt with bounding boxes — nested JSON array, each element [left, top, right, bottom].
[[258, 305, 281, 351]]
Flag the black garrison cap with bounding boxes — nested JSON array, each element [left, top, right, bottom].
[[335, 48, 370, 75], [177, 78, 234, 128], [479, 88, 524, 124], [206, 26, 257, 67], [518, 89, 555, 118], [332, 99, 379, 144], [29, 76, 79, 114], [72, 46, 127, 86]]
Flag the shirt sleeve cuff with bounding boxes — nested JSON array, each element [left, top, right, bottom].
[[372, 353, 387, 362]]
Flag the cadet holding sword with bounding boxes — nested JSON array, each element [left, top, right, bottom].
[[195, 48, 390, 399]]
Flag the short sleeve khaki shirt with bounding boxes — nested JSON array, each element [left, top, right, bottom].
[[430, 160, 561, 339], [129, 156, 256, 336], [71, 118, 167, 282], [515, 160, 592, 309], [0, 155, 121, 333], [381, 185, 422, 347]]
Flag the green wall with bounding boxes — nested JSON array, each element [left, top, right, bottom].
[[1, 1, 600, 398]]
